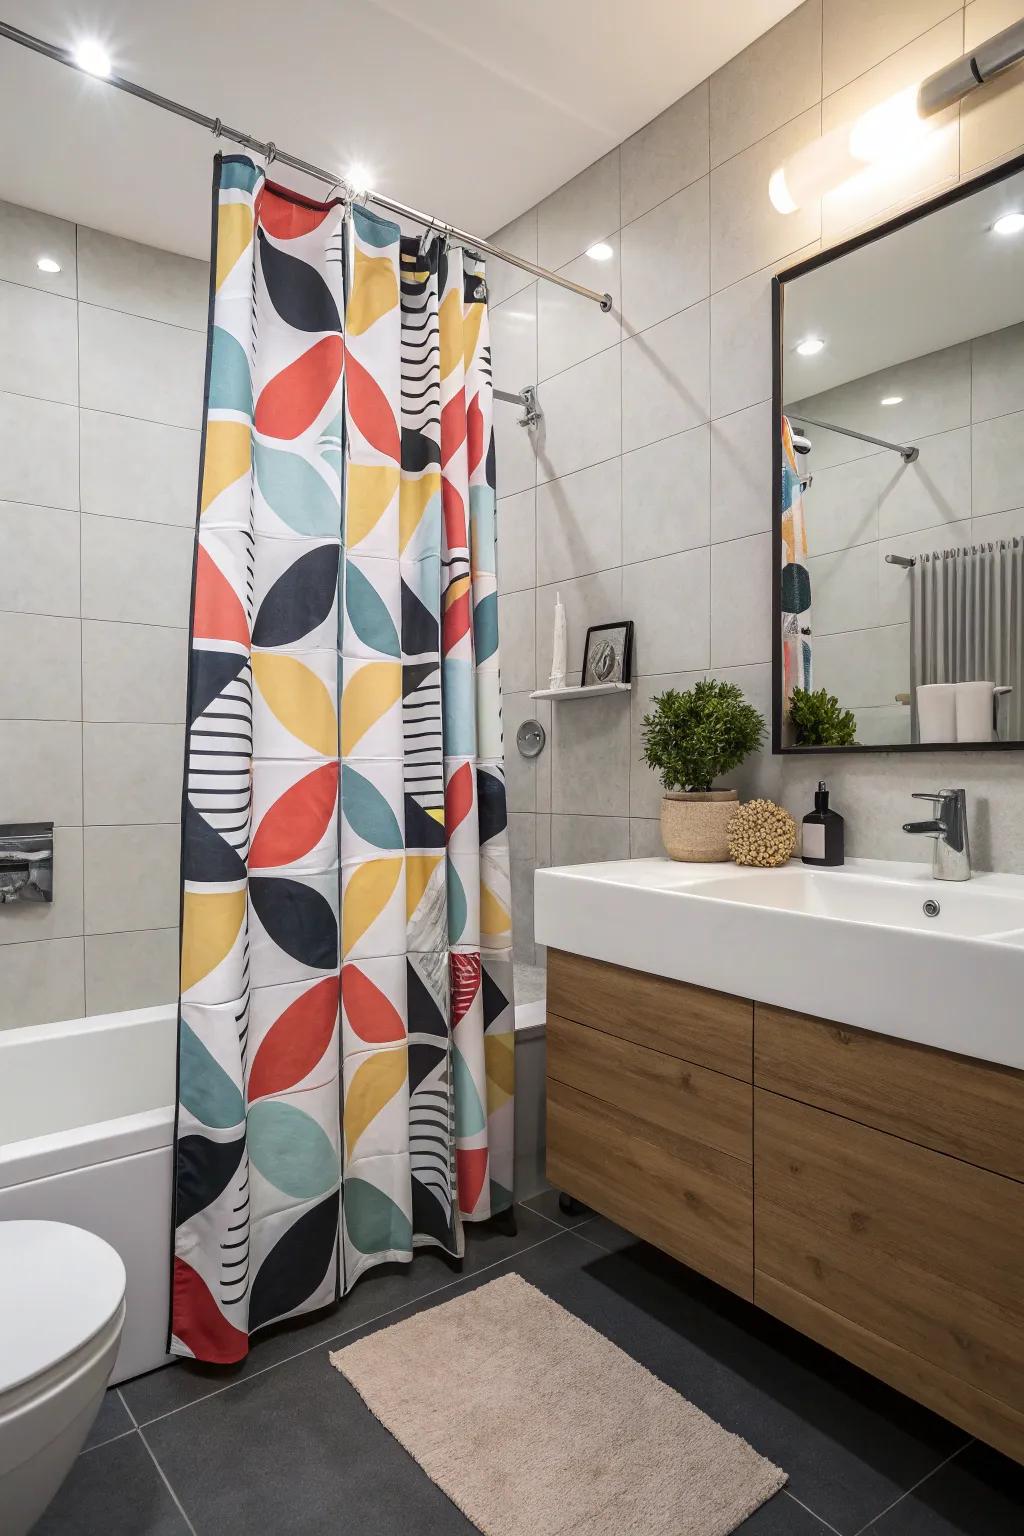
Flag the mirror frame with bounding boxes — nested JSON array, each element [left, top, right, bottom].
[[771, 148, 1024, 756]]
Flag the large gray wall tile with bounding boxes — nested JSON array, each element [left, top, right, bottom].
[[0, 827, 83, 948], [85, 928, 178, 1015], [622, 302, 710, 451], [536, 347, 620, 483], [0, 281, 78, 404], [550, 691, 631, 816], [0, 502, 80, 617], [80, 410, 200, 526], [822, 0, 959, 95], [876, 426, 971, 538], [497, 489, 536, 596], [538, 241, 621, 381], [76, 227, 208, 330], [710, 107, 821, 290], [0, 937, 85, 1029], [622, 427, 710, 564], [0, 612, 81, 720], [486, 209, 538, 308], [623, 547, 710, 675], [84, 823, 181, 934], [536, 567, 623, 683], [0, 392, 78, 509], [0, 199, 77, 297], [973, 410, 1024, 518], [962, 0, 1024, 176], [536, 460, 621, 586], [497, 590, 537, 694], [551, 814, 629, 864], [78, 304, 205, 429], [81, 515, 194, 627], [83, 723, 184, 825], [620, 179, 709, 336], [490, 286, 537, 394], [537, 150, 620, 271], [710, 401, 773, 543], [82, 621, 188, 723], [620, 84, 709, 225], [710, 532, 772, 667], [711, 0, 822, 167], [502, 692, 551, 814], [972, 321, 1024, 422], [2, 721, 83, 824]]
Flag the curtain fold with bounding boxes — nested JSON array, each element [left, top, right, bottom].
[[171, 156, 514, 1365], [779, 415, 812, 723]]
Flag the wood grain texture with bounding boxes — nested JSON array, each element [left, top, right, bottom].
[[755, 1089, 1024, 1417], [547, 1012, 752, 1163], [755, 1272, 1024, 1466], [547, 949, 752, 1081], [547, 1077, 753, 1300], [755, 1003, 1024, 1181]]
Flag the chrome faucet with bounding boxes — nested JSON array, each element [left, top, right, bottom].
[[903, 789, 971, 881]]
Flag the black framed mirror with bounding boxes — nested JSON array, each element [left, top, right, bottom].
[[772, 151, 1024, 755]]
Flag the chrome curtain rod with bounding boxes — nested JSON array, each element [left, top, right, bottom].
[[793, 413, 919, 463], [0, 20, 614, 313]]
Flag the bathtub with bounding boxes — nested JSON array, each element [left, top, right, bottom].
[[0, 996, 547, 1384]]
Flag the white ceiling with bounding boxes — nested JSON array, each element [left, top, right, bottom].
[[0, 0, 800, 260]]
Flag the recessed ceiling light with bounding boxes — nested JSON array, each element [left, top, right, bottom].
[[36, 256, 62, 274], [795, 335, 826, 357], [585, 242, 614, 262], [73, 39, 111, 77], [880, 395, 903, 406], [993, 211, 1024, 236]]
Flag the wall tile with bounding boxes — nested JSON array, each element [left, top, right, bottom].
[[622, 426, 710, 564], [490, 285, 537, 393], [0, 826, 83, 948], [536, 567, 623, 683], [710, 401, 773, 543], [630, 818, 663, 858], [81, 515, 194, 628], [84, 824, 181, 934], [486, 208, 538, 308], [78, 304, 205, 429], [536, 812, 552, 865], [551, 814, 629, 864], [622, 547, 711, 675], [0, 199, 77, 298], [82, 621, 188, 724], [497, 489, 536, 596], [710, 247, 820, 418], [0, 501, 80, 617], [76, 227, 208, 330], [497, 589, 536, 694], [85, 928, 178, 1015], [621, 301, 710, 451], [877, 518, 971, 626], [620, 179, 709, 335], [0, 936, 84, 1029], [972, 505, 1024, 542], [83, 723, 183, 825], [711, 0, 823, 167], [550, 690, 631, 815], [971, 320, 1024, 423], [963, 0, 1024, 174], [2, 721, 83, 824], [80, 410, 200, 527], [808, 542, 882, 634], [710, 532, 773, 666], [0, 612, 81, 720], [0, 281, 78, 404], [0, 392, 78, 509], [494, 385, 537, 498], [508, 811, 537, 863], [536, 460, 621, 586], [535, 347, 620, 482], [621, 83, 710, 225], [854, 703, 913, 746], [877, 425, 971, 537], [502, 691, 551, 814], [822, 0, 963, 96], [973, 410, 1024, 517], [806, 453, 884, 554], [510, 857, 537, 966], [537, 150, 620, 271], [537, 241, 621, 381], [710, 107, 822, 291], [814, 623, 909, 708]]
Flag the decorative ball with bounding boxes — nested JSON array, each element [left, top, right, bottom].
[[727, 798, 797, 868]]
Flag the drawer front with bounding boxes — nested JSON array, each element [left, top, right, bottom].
[[547, 1012, 751, 1163], [548, 949, 752, 1081], [547, 1077, 753, 1299], [755, 1003, 1024, 1180], [755, 1089, 1024, 1414]]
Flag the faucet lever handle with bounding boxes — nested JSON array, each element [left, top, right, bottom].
[[911, 791, 945, 802]]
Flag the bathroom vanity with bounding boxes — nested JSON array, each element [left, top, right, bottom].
[[537, 859, 1024, 1463]]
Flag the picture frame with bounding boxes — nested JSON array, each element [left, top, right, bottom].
[[581, 621, 634, 687]]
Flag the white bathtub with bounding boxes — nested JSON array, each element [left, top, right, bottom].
[[0, 997, 547, 1384]]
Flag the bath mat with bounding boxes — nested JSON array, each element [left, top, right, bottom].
[[329, 1273, 786, 1535]]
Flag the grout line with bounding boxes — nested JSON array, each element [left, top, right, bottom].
[[520, 1196, 597, 1235], [133, 1225, 573, 1430], [782, 1487, 845, 1534], [78, 1425, 137, 1456], [75, 220, 86, 1019], [849, 1437, 973, 1536], [118, 1389, 200, 1536]]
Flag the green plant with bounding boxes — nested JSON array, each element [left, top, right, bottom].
[[789, 686, 857, 747], [641, 678, 765, 794]]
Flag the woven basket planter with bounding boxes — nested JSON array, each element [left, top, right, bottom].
[[660, 789, 738, 863]]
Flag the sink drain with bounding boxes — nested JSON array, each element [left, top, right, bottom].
[[922, 899, 941, 918]]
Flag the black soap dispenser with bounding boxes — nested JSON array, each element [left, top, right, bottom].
[[802, 781, 844, 867]]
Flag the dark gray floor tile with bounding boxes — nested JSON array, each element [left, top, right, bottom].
[[737, 1489, 836, 1532], [81, 1387, 132, 1452], [574, 1213, 640, 1252], [865, 1440, 1024, 1534], [35, 1431, 189, 1535], [121, 1204, 559, 1425], [520, 1186, 593, 1229]]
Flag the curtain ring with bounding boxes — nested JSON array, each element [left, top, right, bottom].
[[211, 117, 223, 140], [265, 141, 277, 167]]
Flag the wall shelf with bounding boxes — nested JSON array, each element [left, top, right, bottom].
[[529, 683, 632, 701]]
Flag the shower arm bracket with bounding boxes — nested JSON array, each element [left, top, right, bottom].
[[794, 413, 919, 463], [494, 384, 542, 430]]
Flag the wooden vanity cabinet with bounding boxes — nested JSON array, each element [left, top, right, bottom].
[[545, 950, 1024, 1462]]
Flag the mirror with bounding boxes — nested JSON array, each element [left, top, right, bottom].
[[773, 155, 1024, 753]]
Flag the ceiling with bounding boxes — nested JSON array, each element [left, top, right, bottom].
[[0, 0, 800, 261]]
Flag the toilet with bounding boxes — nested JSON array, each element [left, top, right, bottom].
[[0, 1222, 126, 1536]]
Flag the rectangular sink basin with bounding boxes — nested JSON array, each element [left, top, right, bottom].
[[535, 857, 1024, 1069]]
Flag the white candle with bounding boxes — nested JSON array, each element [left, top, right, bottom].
[[550, 591, 566, 690]]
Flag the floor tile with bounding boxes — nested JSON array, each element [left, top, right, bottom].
[[737, 1489, 835, 1532], [122, 1205, 559, 1424], [35, 1431, 189, 1535], [864, 1439, 1024, 1534], [81, 1387, 133, 1452], [573, 1214, 639, 1253], [520, 1187, 594, 1230]]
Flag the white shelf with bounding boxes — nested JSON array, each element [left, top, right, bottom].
[[529, 683, 632, 701]]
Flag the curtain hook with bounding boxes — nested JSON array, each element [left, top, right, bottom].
[[265, 140, 277, 168], [211, 117, 223, 140]]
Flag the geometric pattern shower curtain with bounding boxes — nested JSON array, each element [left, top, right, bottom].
[[170, 155, 514, 1364], [780, 414, 812, 717]]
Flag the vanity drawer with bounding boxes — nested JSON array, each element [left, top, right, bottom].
[[547, 1012, 751, 1162], [548, 1077, 753, 1299], [755, 1003, 1024, 1180], [754, 1090, 1024, 1437], [547, 949, 752, 1081]]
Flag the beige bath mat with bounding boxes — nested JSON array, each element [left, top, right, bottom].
[[330, 1273, 786, 1535]]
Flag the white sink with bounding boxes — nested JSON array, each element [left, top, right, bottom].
[[535, 857, 1024, 1069]]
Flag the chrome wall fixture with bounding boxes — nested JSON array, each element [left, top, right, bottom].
[[793, 414, 919, 463], [917, 16, 1024, 117], [494, 385, 542, 429]]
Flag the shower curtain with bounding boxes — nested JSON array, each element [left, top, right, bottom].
[[780, 415, 812, 713], [170, 155, 515, 1364]]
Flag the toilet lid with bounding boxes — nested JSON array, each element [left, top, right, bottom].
[[0, 1221, 126, 1395]]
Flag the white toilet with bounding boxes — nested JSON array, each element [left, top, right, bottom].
[[0, 1221, 126, 1536]]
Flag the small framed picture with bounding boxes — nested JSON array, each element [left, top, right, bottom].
[[582, 621, 634, 687]]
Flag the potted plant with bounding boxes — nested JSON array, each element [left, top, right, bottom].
[[641, 678, 765, 861], [788, 686, 857, 747]]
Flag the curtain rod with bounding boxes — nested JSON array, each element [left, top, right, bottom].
[[792, 413, 919, 463], [0, 20, 614, 313]]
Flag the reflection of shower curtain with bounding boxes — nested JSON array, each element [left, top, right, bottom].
[[780, 415, 812, 710], [170, 155, 514, 1365], [910, 539, 1023, 739]]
